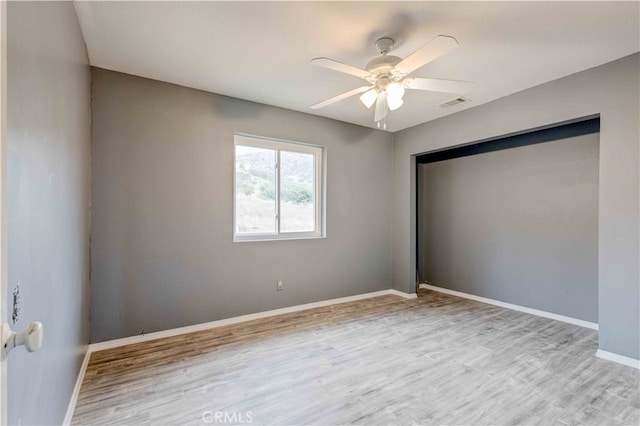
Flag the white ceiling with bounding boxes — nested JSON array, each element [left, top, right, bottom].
[[74, 1, 639, 132]]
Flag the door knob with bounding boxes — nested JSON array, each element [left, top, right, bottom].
[[1, 321, 43, 358]]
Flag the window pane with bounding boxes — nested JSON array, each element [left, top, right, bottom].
[[235, 145, 276, 234], [280, 150, 315, 233]]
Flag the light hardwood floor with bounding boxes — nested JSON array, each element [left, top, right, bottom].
[[72, 290, 639, 425]]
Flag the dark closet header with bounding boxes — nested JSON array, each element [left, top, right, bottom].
[[416, 116, 600, 164]]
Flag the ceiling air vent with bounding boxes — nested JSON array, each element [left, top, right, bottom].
[[439, 96, 470, 109]]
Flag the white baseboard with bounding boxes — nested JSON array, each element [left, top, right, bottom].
[[419, 283, 599, 330], [62, 346, 91, 425], [596, 349, 640, 369], [90, 288, 416, 353], [388, 289, 418, 299]]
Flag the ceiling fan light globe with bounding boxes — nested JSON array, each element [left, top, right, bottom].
[[387, 96, 404, 111], [359, 89, 378, 109], [386, 82, 405, 100]]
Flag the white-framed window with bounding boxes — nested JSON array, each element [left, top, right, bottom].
[[234, 134, 325, 242]]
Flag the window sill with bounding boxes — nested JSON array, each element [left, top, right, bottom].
[[233, 234, 325, 243]]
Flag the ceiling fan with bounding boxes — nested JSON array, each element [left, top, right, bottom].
[[310, 36, 473, 129]]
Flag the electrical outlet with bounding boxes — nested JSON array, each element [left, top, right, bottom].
[[277, 281, 284, 291]]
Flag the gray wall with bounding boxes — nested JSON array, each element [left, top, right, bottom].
[[90, 68, 393, 342], [418, 133, 599, 322], [393, 53, 639, 360], [7, 2, 91, 425]]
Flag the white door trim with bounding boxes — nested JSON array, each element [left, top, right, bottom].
[[0, 0, 9, 423], [62, 349, 90, 425]]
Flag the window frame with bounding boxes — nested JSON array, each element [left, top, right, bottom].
[[233, 133, 325, 242]]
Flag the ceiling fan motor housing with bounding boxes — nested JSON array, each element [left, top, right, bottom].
[[365, 55, 402, 78]]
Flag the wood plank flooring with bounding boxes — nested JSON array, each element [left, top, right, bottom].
[[72, 290, 640, 425]]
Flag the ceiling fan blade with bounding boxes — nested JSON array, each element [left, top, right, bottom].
[[374, 91, 389, 123], [310, 86, 372, 109], [394, 36, 458, 76], [311, 57, 371, 79], [404, 77, 473, 94]]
